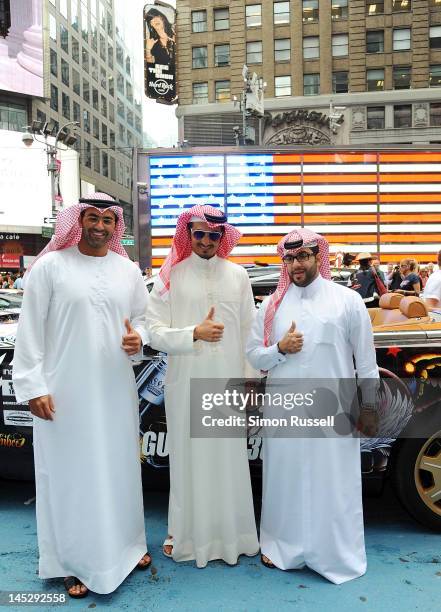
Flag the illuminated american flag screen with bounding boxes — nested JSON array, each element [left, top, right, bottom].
[[149, 151, 441, 267]]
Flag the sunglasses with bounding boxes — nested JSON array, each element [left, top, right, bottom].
[[191, 229, 222, 242], [282, 251, 315, 264]]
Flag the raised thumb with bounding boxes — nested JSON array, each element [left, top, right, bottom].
[[206, 306, 215, 320], [124, 318, 132, 333], [288, 321, 296, 333]]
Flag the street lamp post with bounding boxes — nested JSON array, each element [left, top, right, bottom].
[[22, 120, 79, 221], [233, 65, 266, 145]]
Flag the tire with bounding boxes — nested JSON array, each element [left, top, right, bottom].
[[392, 421, 441, 531]]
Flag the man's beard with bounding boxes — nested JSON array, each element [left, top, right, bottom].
[[289, 266, 318, 287]]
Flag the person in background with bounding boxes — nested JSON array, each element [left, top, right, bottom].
[[396, 259, 421, 296], [420, 267, 429, 289], [13, 269, 25, 290]]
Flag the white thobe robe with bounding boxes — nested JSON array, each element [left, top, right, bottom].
[[246, 275, 379, 584], [146, 252, 259, 567], [12, 246, 149, 594]]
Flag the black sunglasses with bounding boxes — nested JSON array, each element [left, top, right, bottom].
[[191, 229, 222, 241]]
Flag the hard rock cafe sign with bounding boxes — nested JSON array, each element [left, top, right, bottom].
[[263, 109, 344, 146]]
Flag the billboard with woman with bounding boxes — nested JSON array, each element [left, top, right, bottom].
[[143, 2, 177, 103]]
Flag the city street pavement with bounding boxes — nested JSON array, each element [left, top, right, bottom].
[[1, 479, 441, 612]]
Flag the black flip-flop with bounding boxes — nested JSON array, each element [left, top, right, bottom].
[[137, 553, 152, 570], [260, 554, 275, 569], [63, 576, 89, 598]]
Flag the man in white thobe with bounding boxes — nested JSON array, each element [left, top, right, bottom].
[[246, 228, 379, 584], [12, 194, 150, 597], [146, 204, 259, 567]]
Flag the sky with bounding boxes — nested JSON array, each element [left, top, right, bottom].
[[117, 0, 178, 148]]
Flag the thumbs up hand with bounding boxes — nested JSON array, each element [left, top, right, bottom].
[[277, 321, 303, 355], [122, 318, 142, 355], [193, 306, 225, 342]]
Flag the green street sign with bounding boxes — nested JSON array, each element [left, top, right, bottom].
[[42, 226, 54, 238], [121, 237, 134, 245]]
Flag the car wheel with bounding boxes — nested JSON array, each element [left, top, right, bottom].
[[392, 429, 441, 531]]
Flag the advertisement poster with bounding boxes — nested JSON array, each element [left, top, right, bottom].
[[143, 2, 177, 104]]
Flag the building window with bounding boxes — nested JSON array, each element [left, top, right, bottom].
[[100, 66, 107, 91], [392, 0, 411, 11], [62, 93, 70, 120], [81, 2, 88, 42], [304, 73, 320, 95], [61, 58, 69, 86], [73, 101, 80, 124], [215, 80, 230, 102], [332, 71, 348, 93], [82, 48, 89, 73], [366, 30, 384, 53], [191, 10, 207, 32], [49, 14, 57, 41], [100, 33, 106, 61], [91, 57, 98, 82], [366, 2, 384, 15], [193, 82, 208, 104], [430, 65, 441, 86], [50, 85, 58, 111], [108, 45, 113, 69], [83, 78, 90, 103], [72, 37, 79, 63], [93, 147, 100, 173], [60, 25, 69, 53], [214, 8, 229, 30], [430, 103, 441, 125], [332, 0, 348, 20], [275, 75, 291, 96], [246, 5, 262, 27], [393, 28, 411, 51], [117, 73, 124, 94], [92, 88, 99, 111], [83, 110, 90, 133], [116, 42, 124, 66], [110, 130, 115, 148], [393, 66, 411, 89], [127, 110, 134, 127], [192, 46, 207, 69], [117, 99, 125, 119], [93, 116, 100, 139], [215, 44, 230, 67], [430, 26, 441, 49], [72, 68, 80, 94], [303, 36, 319, 59], [275, 38, 290, 62], [50, 48, 57, 77], [394, 104, 412, 128], [366, 69, 384, 91], [302, 1, 318, 22], [109, 102, 115, 123], [274, 1, 290, 25], [101, 95, 107, 118], [102, 151, 108, 178], [0, 102, 27, 132], [367, 106, 385, 129], [246, 41, 262, 64], [84, 141, 91, 168], [332, 34, 348, 57]]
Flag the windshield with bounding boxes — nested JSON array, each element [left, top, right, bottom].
[[0, 294, 23, 309]]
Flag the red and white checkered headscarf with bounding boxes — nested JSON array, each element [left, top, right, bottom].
[[263, 228, 331, 346], [157, 205, 241, 300], [27, 193, 127, 272]]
